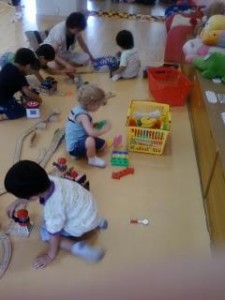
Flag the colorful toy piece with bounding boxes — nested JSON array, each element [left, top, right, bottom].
[[53, 157, 67, 172], [93, 56, 120, 71], [7, 209, 33, 237], [111, 151, 129, 167], [40, 76, 57, 94], [52, 158, 90, 190], [94, 120, 107, 130], [26, 100, 40, 119], [113, 134, 122, 149], [112, 167, 134, 180]]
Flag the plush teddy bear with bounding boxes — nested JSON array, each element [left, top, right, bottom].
[[183, 37, 225, 62], [192, 52, 225, 81]]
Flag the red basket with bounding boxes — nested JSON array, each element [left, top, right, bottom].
[[147, 67, 192, 106]]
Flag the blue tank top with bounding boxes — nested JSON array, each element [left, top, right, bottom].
[[65, 105, 92, 152]]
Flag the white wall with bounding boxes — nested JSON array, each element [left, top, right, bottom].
[[36, 0, 87, 16]]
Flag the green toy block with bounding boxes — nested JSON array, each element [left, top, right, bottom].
[[94, 120, 107, 130], [111, 151, 129, 166]]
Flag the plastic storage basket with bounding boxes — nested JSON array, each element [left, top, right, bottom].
[[126, 100, 171, 155], [147, 67, 192, 106]]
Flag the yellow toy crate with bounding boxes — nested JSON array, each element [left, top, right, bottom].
[[126, 100, 171, 155]]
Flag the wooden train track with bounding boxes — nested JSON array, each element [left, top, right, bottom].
[[0, 232, 12, 280], [13, 110, 60, 163], [39, 128, 65, 168]]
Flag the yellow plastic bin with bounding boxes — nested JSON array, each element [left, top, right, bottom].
[[126, 100, 171, 155]]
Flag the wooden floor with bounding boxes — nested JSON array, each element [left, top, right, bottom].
[[0, 1, 211, 298]]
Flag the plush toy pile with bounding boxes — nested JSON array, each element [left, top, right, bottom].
[[183, 12, 225, 80]]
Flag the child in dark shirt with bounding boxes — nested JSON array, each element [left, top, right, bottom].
[[0, 44, 56, 83], [0, 48, 42, 121]]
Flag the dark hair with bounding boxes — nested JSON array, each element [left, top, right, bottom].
[[36, 44, 55, 61], [116, 30, 134, 50], [66, 12, 87, 31], [4, 160, 51, 199], [14, 48, 36, 66]]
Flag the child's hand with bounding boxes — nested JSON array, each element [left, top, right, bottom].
[[6, 198, 27, 218], [102, 121, 111, 133], [32, 254, 53, 269]]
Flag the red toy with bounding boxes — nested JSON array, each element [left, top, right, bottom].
[[13, 209, 30, 226], [112, 167, 134, 180], [53, 157, 67, 172], [52, 158, 90, 190]]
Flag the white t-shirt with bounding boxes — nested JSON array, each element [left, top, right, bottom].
[[119, 48, 140, 78], [43, 176, 100, 237], [44, 21, 76, 54]]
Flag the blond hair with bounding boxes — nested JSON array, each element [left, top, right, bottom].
[[78, 84, 106, 107]]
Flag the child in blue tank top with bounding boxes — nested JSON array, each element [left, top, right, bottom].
[[65, 84, 111, 168]]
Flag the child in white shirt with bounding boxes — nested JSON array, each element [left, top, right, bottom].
[[5, 160, 108, 269], [112, 30, 141, 81]]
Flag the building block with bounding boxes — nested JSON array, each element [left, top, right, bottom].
[[113, 134, 122, 149], [112, 167, 134, 180], [111, 150, 129, 166], [6, 209, 33, 237], [26, 100, 40, 119]]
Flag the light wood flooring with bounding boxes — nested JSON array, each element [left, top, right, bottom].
[[0, 1, 211, 298]]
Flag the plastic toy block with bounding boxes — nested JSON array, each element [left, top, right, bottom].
[[7, 209, 33, 237], [111, 150, 129, 166], [112, 167, 134, 180], [113, 134, 122, 149], [94, 120, 107, 130], [111, 157, 129, 166]]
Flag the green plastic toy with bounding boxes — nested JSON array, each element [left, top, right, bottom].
[[94, 120, 107, 130], [193, 52, 225, 82]]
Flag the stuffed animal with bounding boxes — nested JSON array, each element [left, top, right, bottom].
[[203, 14, 225, 31], [200, 15, 225, 47], [183, 37, 225, 62], [201, 30, 225, 47], [192, 52, 225, 81]]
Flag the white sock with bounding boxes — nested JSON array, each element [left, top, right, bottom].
[[71, 242, 105, 262], [112, 74, 121, 81], [88, 156, 106, 168]]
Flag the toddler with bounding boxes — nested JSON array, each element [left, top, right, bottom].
[[65, 84, 111, 168], [111, 30, 141, 81], [5, 160, 108, 269], [0, 48, 42, 121]]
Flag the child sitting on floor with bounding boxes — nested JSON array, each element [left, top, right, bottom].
[[0, 48, 42, 121], [0, 44, 57, 83], [5, 160, 107, 269], [44, 12, 95, 74], [112, 30, 141, 81], [65, 84, 111, 168]]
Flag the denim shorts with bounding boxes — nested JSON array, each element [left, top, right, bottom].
[[69, 137, 106, 158], [0, 98, 26, 120]]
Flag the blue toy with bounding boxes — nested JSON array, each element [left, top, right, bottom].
[[93, 56, 120, 71]]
